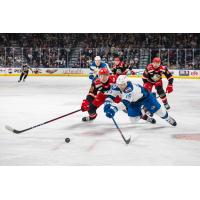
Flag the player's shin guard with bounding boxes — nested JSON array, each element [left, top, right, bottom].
[[159, 93, 170, 110], [18, 73, 24, 82], [23, 74, 28, 81], [155, 108, 177, 126]]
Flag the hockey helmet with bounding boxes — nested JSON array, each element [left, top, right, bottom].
[[98, 68, 109, 75], [153, 57, 161, 63], [94, 56, 101, 61], [114, 57, 120, 62]]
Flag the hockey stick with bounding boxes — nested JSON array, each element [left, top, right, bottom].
[[5, 109, 81, 134], [111, 117, 131, 145]]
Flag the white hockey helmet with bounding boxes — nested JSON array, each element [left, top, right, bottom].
[[94, 56, 101, 61], [116, 75, 129, 85]]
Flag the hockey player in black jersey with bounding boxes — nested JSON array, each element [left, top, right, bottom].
[[18, 64, 33, 82]]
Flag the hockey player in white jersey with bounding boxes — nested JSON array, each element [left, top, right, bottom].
[[104, 75, 177, 126], [89, 56, 111, 81]]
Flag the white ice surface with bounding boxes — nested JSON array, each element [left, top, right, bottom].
[[0, 76, 200, 165]]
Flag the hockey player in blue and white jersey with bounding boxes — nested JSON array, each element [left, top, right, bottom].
[[89, 56, 111, 80], [104, 75, 177, 126]]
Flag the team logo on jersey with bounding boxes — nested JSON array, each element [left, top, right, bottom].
[[151, 105, 156, 110], [152, 74, 161, 81], [124, 87, 132, 93]]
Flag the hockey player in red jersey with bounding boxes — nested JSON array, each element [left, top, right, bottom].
[[142, 57, 173, 110], [81, 68, 156, 123], [112, 57, 136, 78], [81, 68, 120, 121]]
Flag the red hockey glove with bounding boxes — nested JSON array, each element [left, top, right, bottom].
[[81, 99, 89, 112], [166, 84, 173, 93], [131, 70, 136, 75]]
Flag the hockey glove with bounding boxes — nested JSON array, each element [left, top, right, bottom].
[[81, 99, 89, 112], [166, 84, 173, 93], [104, 102, 111, 113], [131, 70, 136, 75], [104, 104, 118, 118], [89, 74, 94, 80]]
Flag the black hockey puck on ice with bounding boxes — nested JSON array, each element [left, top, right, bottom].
[[65, 138, 70, 143]]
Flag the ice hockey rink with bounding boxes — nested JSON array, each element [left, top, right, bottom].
[[0, 76, 200, 165]]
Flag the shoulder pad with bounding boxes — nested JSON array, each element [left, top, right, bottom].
[[90, 62, 96, 66], [146, 64, 154, 71], [112, 84, 120, 91], [109, 75, 117, 83], [159, 65, 166, 70], [119, 62, 124, 67], [100, 62, 108, 67], [124, 81, 133, 93], [112, 65, 117, 69], [93, 78, 101, 85]]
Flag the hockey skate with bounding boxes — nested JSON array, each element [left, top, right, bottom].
[[164, 102, 170, 110], [166, 116, 177, 126], [146, 110, 154, 117], [146, 117, 156, 124], [82, 116, 95, 122], [141, 114, 156, 124], [122, 109, 128, 114]]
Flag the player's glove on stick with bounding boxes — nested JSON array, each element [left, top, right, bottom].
[[89, 74, 94, 80], [81, 99, 89, 112], [166, 84, 173, 93], [104, 104, 118, 118], [131, 70, 136, 75]]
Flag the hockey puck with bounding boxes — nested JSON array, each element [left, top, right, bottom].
[[65, 137, 70, 143]]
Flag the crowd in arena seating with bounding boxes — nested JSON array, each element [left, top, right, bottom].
[[79, 34, 200, 69], [0, 33, 200, 69]]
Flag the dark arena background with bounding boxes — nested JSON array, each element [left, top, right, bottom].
[[0, 33, 200, 165]]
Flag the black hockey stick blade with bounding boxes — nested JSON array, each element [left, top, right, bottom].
[[5, 125, 22, 134], [111, 117, 131, 145], [121, 133, 131, 144], [125, 136, 131, 144], [119, 129, 131, 144]]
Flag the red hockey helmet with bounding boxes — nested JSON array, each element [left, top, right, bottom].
[[98, 68, 109, 75], [114, 57, 120, 62], [153, 57, 161, 63]]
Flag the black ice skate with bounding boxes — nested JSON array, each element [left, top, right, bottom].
[[82, 116, 95, 122], [164, 103, 170, 110], [166, 116, 177, 126], [146, 111, 154, 117], [141, 114, 156, 124], [18, 80, 21, 83], [122, 109, 128, 114], [146, 117, 156, 124]]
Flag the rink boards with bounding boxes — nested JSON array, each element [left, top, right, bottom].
[[0, 67, 200, 79]]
